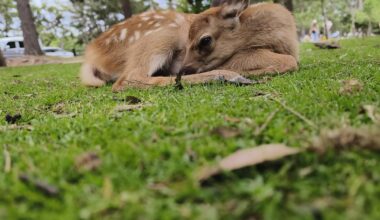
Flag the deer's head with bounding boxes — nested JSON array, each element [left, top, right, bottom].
[[180, 0, 248, 74]]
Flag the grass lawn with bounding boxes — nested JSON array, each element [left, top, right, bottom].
[[0, 37, 379, 220]]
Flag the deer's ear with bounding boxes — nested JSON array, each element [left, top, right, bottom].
[[220, 0, 248, 19]]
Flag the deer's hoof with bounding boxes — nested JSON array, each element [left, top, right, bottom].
[[227, 76, 255, 86]]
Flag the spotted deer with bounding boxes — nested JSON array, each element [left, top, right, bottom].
[[80, 1, 298, 92]]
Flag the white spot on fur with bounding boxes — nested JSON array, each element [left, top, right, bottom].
[[144, 30, 153, 36], [169, 23, 178, 28], [134, 31, 141, 41], [154, 15, 164, 19], [154, 23, 160, 27], [148, 21, 154, 25], [141, 16, 150, 21], [140, 11, 152, 17], [128, 36, 135, 43], [117, 21, 126, 26], [137, 23, 142, 28], [153, 27, 163, 32], [111, 34, 118, 42], [174, 14, 185, 25], [119, 28, 128, 40]]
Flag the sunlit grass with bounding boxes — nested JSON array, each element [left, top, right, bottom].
[[0, 37, 379, 219]]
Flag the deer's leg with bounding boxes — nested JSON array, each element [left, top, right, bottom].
[[220, 49, 298, 77], [112, 69, 247, 91]]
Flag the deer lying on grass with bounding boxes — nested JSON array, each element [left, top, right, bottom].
[[81, 1, 298, 92]]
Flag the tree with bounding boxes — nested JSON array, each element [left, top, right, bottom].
[[120, 0, 132, 19], [0, 0, 16, 37], [69, 0, 148, 44], [16, 0, 44, 55], [274, 0, 293, 12], [0, 50, 6, 67], [33, 3, 67, 47], [211, 0, 225, 7], [177, 0, 210, 13], [355, 0, 380, 34]]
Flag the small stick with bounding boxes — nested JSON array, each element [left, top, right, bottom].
[[174, 72, 184, 90], [270, 97, 318, 129], [3, 146, 11, 173], [254, 109, 279, 136], [19, 174, 60, 197]]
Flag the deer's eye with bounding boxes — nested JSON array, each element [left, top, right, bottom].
[[198, 36, 212, 49]]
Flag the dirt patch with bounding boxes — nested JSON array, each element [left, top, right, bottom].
[[6, 56, 83, 67]]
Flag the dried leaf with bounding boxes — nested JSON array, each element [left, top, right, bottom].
[[148, 182, 174, 195], [211, 126, 241, 138], [311, 126, 380, 154], [75, 152, 101, 172], [114, 103, 149, 112], [0, 124, 34, 131], [54, 112, 77, 118], [197, 144, 300, 181], [5, 113, 21, 124], [224, 116, 242, 123], [102, 177, 113, 199], [113, 95, 142, 104], [224, 116, 254, 125], [339, 79, 363, 95], [3, 146, 11, 173], [361, 105, 380, 124], [19, 174, 60, 197], [252, 91, 269, 97], [51, 102, 65, 114]]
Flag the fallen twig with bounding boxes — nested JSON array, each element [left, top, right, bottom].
[[0, 124, 34, 131], [3, 146, 11, 173], [270, 97, 318, 129], [254, 109, 279, 136], [174, 72, 184, 90], [19, 173, 60, 197]]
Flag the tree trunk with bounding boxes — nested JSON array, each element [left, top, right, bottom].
[[120, 0, 132, 19], [283, 0, 293, 12], [367, 22, 372, 36], [274, 0, 293, 12], [211, 0, 225, 7], [16, 0, 44, 56], [167, 0, 174, 9], [321, 0, 328, 39], [0, 50, 6, 67]]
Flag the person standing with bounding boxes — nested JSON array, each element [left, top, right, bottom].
[[310, 19, 320, 42], [326, 19, 333, 38]]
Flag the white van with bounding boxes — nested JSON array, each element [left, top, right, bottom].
[[0, 37, 74, 58], [0, 37, 27, 58]]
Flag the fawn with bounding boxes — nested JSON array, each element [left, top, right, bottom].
[[80, 1, 298, 92]]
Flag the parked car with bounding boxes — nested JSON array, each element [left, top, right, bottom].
[[42, 47, 74, 58], [0, 37, 74, 58], [0, 37, 27, 58]]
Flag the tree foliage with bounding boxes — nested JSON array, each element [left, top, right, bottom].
[[69, 0, 148, 44], [0, 0, 17, 36], [356, 0, 380, 25]]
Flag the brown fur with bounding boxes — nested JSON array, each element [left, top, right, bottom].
[[81, 2, 298, 92]]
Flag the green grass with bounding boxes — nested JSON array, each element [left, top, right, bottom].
[[0, 37, 380, 220]]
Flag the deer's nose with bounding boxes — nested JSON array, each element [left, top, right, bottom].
[[180, 66, 197, 75]]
